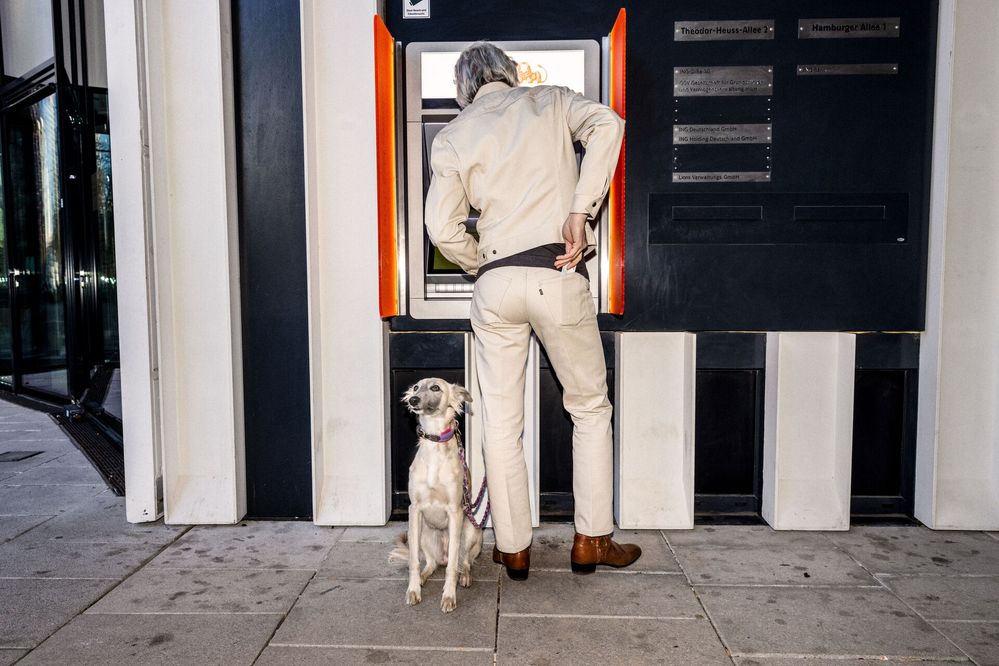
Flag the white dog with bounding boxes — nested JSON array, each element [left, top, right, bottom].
[[389, 377, 484, 613]]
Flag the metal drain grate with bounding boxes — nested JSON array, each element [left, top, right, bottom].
[[52, 413, 125, 496], [0, 450, 44, 462]]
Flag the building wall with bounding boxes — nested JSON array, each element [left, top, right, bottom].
[[103, 1, 998, 529], [916, 0, 999, 528]]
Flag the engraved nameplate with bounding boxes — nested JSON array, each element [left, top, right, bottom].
[[673, 66, 773, 96], [674, 20, 774, 41], [797, 63, 899, 76], [798, 18, 900, 39], [674, 124, 772, 145], [673, 171, 771, 183]]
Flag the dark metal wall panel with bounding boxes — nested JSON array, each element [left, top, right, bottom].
[[232, 0, 311, 518], [387, 0, 937, 332]]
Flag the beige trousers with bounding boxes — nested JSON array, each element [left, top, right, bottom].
[[470, 265, 614, 553]]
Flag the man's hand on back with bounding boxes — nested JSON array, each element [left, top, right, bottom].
[[555, 213, 588, 269]]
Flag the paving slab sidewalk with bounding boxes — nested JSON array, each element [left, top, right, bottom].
[[2, 397, 998, 664]]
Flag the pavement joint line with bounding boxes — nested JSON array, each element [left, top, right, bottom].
[[826, 535, 981, 664], [660, 529, 738, 665], [875, 572, 999, 578], [0, 513, 60, 543], [0, 482, 113, 487], [518, 567, 684, 575], [693, 583, 884, 589], [0, 576, 120, 581], [250, 567, 319, 665], [500, 613, 700, 620], [147, 566, 326, 572], [315, 575, 495, 581], [81, 611, 288, 615], [732, 652, 971, 662], [267, 643, 495, 652], [928, 619, 999, 624], [492, 573, 500, 653]]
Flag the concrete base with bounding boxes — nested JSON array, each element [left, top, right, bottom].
[[762, 332, 856, 531], [614, 332, 696, 529]]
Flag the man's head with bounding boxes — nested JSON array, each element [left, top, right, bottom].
[[454, 41, 518, 109]]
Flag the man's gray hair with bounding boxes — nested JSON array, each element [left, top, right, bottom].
[[454, 41, 519, 109]]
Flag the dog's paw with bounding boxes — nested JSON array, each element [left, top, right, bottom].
[[420, 566, 436, 585], [459, 569, 472, 588], [440, 592, 457, 613], [406, 586, 422, 606]]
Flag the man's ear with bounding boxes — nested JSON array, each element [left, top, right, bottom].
[[450, 385, 472, 414]]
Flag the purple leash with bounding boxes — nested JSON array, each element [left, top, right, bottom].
[[454, 430, 490, 529]]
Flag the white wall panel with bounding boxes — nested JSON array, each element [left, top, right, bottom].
[[301, 0, 390, 524], [916, 0, 999, 529]]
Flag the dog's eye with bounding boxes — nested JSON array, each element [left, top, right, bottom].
[[430, 385, 441, 392]]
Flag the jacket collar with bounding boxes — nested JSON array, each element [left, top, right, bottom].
[[472, 80, 513, 103]]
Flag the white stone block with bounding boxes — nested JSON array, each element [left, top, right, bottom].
[[762, 332, 856, 530], [614, 332, 696, 529]]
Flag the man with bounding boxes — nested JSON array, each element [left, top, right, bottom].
[[425, 41, 639, 579]]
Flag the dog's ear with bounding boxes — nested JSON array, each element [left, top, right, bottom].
[[450, 385, 472, 414]]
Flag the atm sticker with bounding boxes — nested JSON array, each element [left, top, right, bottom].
[[404, 0, 430, 19]]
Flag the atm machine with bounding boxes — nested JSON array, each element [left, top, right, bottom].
[[373, 12, 626, 520], [374, 14, 627, 320], [405, 41, 602, 319]]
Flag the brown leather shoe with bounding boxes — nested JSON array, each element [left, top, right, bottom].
[[492, 545, 530, 580], [570, 532, 642, 574]]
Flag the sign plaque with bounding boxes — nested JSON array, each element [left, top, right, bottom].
[[797, 63, 898, 76], [674, 20, 774, 41], [673, 66, 773, 96], [798, 18, 900, 39], [673, 171, 771, 183], [674, 124, 772, 145]]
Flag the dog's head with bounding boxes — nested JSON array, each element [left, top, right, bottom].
[[402, 377, 472, 420]]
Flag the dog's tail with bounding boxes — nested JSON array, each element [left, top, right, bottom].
[[387, 533, 408, 564]]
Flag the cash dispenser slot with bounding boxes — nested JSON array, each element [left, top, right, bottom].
[[672, 205, 763, 221], [794, 205, 886, 221], [649, 193, 908, 244]]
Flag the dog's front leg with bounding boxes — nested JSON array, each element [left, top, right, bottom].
[[406, 504, 423, 605], [440, 505, 462, 613]]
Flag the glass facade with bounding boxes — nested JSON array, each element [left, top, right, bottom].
[[0, 0, 116, 401]]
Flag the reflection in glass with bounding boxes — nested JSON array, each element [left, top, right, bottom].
[[93, 92, 118, 363], [7, 94, 68, 395], [0, 139, 10, 387], [0, 0, 55, 79]]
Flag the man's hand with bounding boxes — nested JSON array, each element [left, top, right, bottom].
[[555, 213, 588, 269]]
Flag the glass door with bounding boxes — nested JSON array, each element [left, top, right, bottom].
[[2, 90, 70, 397], [0, 145, 11, 388]]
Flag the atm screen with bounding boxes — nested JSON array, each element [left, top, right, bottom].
[[425, 217, 479, 275], [421, 50, 587, 99]]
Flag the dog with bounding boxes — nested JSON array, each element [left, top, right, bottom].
[[388, 377, 484, 613]]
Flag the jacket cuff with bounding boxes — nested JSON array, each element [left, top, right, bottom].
[[571, 193, 603, 220]]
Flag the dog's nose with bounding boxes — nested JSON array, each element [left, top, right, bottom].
[[408, 396, 420, 406]]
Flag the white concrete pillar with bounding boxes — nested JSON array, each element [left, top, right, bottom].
[[301, 0, 390, 524], [762, 332, 856, 530], [916, 0, 999, 529], [138, 0, 246, 524], [104, 0, 162, 523], [614, 332, 696, 529]]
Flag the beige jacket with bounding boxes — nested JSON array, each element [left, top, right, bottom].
[[424, 81, 625, 276]]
